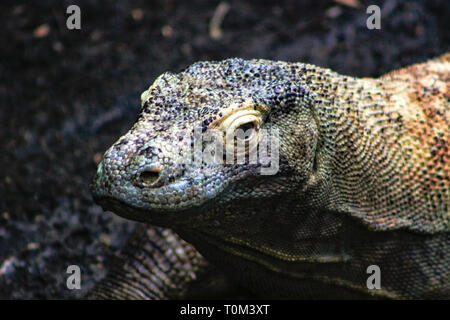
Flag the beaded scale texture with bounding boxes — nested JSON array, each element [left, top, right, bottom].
[[90, 54, 449, 299]]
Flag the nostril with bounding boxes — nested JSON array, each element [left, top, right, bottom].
[[136, 168, 162, 188]]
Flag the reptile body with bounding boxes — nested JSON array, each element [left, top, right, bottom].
[[90, 54, 449, 299]]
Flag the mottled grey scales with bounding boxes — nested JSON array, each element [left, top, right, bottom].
[[89, 55, 449, 299]]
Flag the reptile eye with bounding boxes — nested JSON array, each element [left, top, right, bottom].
[[235, 122, 256, 141], [221, 110, 262, 156]]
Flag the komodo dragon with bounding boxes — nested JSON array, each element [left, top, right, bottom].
[[89, 54, 449, 299]]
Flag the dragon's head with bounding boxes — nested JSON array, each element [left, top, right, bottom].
[[91, 58, 323, 230]]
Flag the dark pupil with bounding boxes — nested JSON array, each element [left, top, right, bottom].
[[236, 122, 255, 140]]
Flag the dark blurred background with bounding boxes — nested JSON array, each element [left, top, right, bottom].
[[0, 0, 448, 299]]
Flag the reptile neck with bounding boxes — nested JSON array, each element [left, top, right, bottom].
[[310, 71, 446, 233]]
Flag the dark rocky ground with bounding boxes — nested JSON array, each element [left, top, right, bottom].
[[0, 0, 448, 299]]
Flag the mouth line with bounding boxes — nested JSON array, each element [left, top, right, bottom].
[[93, 195, 203, 227], [90, 167, 261, 226], [94, 196, 169, 223]]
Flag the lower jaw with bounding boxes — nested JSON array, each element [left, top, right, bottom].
[[93, 196, 200, 228]]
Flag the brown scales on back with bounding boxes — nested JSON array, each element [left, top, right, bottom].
[[90, 54, 449, 299], [326, 53, 449, 232], [383, 54, 449, 197]]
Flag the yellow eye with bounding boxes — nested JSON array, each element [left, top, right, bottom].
[[220, 112, 261, 157], [210, 99, 267, 157], [224, 113, 260, 143], [235, 121, 257, 141]]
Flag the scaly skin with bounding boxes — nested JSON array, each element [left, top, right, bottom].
[[90, 54, 449, 299]]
